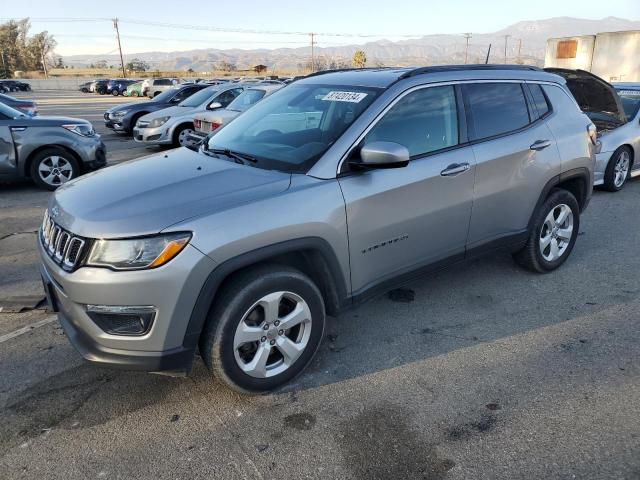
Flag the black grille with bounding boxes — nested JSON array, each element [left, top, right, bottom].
[[41, 210, 87, 270]]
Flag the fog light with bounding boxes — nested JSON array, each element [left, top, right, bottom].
[[86, 305, 156, 336]]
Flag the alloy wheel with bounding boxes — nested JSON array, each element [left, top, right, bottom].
[[539, 204, 573, 262], [38, 156, 74, 186], [613, 150, 630, 188], [233, 291, 312, 378]]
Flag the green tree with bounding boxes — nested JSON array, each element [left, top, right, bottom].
[[352, 50, 367, 68], [125, 58, 149, 72]]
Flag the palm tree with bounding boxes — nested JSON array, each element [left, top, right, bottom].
[[352, 50, 367, 68]]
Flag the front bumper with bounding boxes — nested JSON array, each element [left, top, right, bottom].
[[133, 125, 173, 145], [77, 137, 107, 170], [594, 151, 614, 186], [38, 236, 216, 373], [104, 113, 129, 132]]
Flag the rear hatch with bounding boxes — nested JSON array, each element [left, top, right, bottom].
[[545, 68, 627, 133]]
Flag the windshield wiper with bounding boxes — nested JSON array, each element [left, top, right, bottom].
[[209, 148, 257, 165]]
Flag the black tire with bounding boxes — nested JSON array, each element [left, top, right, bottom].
[[29, 148, 80, 191], [603, 146, 632, 192], [513, 189, 580, 273], [127, 112, 146, 135], [199, 264, 326, 393], [131, 91, 139, 97], [111, 89, 119, 96], [173, 123, 195, 147]]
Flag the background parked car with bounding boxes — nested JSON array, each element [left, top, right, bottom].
[[104, 84, 208, 134], [0, 93, 38, 116], [547, 68, 637, 191], [133, 83, 245, 148], [0, 80, 31, 92], [94, 79, 109, 95], [141, 78, 179, 98], [189, 84, 283, 147], [0, 101, 106, 189], [123, 81, 143, 97], [107, 79, 137, 96], [78, 81, 93, 93]]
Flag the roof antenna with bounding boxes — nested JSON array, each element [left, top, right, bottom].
[[485, 44, 492, 64]]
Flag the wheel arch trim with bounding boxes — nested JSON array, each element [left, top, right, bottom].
[[181, 237, 349, 352]]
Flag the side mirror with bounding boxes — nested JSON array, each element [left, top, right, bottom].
[[354, 141, 410, 169], [208, 101, 223, 110]]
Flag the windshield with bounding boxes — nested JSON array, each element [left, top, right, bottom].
[[615, 88, 640, 120], [205, 84, 381, 173], [179, 86, 219, 107], [0, 101, 24, 119], [227, 89, 267, 112]]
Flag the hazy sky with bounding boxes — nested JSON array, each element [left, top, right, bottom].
[[2, 0, 639, 56]]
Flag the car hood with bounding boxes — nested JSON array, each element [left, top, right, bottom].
[[20, 116, 91, 126], [50, 147, 291, 238], [141, 105, 196, 121], [545, 68, 627, 132], [108, 100, 169, 114]]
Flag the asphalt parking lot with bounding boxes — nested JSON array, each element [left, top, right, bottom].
[[1, 90, 639, 479]]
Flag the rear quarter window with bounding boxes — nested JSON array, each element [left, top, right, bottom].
[[528, 84, 551, 119], [464, 82, 530, 140]]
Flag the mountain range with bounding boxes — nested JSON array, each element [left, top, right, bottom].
[[62, 16, 640, 72]]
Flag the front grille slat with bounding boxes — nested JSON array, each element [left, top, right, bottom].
[[40, 212, 87, 271]]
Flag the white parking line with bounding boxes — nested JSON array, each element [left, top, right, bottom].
[[0, 316, 57, 344]]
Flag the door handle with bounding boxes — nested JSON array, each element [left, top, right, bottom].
[[440, 163, 470, 177], [530, 139, 551, 151]]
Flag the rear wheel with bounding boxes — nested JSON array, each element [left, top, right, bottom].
[[199, 265, 326, 393], [513, 189, 580, 273], [29, 148, 80, 190], [131, 91, 139, 97], [603, 146, 632, 192], [111, 89, 119, 96]]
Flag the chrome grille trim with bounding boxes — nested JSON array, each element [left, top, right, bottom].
[[40, 211, 87, 270]]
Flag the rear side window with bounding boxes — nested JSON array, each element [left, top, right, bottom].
[[364, 85, 459, 157], [529, 84, 550, 118], [464, 83, 530, 140]]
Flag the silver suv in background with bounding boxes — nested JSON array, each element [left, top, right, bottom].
[[0, 102, 106, 189], [133, 84, 245, 148], [39, 66, 595, 393], [141, 78, 180, 98]]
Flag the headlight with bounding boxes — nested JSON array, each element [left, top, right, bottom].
[[148, 116, 170, 128], [86, 232, 191, 270], [62, 124, 94, 137], [111, 110, 129, 118]]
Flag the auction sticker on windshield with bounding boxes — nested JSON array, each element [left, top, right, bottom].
[[322, 91, 368, 103]]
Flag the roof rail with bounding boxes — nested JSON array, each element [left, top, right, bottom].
[[302, 67, 390, 79], [399, 64, 541, 79]]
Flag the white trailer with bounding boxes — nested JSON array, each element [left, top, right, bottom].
[[545, 30, 640, 82]]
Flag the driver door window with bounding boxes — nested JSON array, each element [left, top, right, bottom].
[[363, 86, 459, 157]]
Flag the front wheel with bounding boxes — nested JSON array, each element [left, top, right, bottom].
[[173, 124, 195, 147], [111, 89, 119, 96], [29, 148, 80, 190], [199, 265, 326, 393], [603, 146, 632, 192], [513, 189, 580, 273], [131, 91, 139, 97]]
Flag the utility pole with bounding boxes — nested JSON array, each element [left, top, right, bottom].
[[309, 33, 316, 73], [113, 18, 126, 78], [503, 34, 511, 64], [517, 38, 522, 64], [1, 51, 6, 78], [463, 33, 472, 64]]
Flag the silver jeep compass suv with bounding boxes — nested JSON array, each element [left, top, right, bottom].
[[39, 66, 595, 393]]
